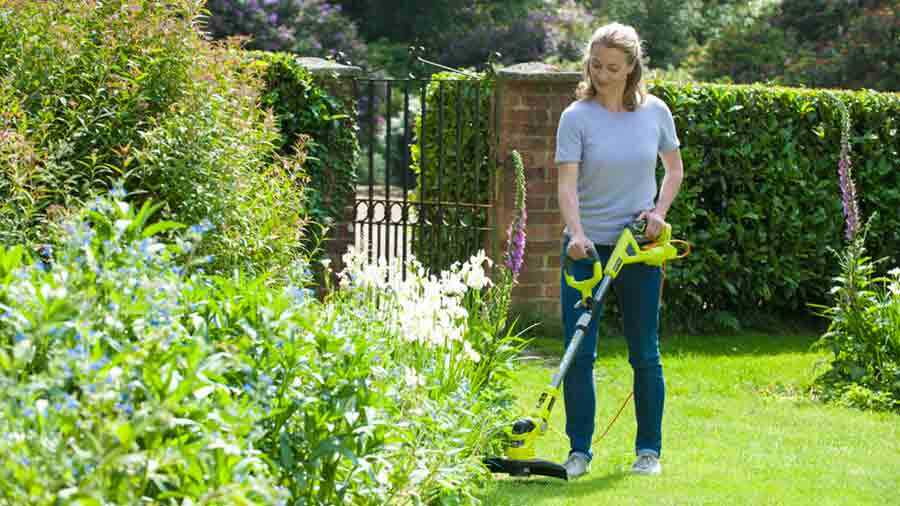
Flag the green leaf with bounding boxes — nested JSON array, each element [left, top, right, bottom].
[[142, 220, 185, 238]]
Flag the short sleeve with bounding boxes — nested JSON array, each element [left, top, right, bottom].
[[657, 100, 680, 153], [555, 107, 582, 165]]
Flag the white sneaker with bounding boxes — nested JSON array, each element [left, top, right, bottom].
[[563, 452, 590, 479], [631, 453, 661, 475]]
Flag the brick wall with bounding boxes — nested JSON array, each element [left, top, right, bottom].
[[494, 63, 581, 316]]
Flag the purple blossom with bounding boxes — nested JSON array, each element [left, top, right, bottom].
[[835, 97, 861, 241], [505, 209, 527, 276], [504, 151, 528, 278], [838, 157, 859, 241]]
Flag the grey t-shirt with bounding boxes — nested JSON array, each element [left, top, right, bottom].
[[555, 95, 680, 244]]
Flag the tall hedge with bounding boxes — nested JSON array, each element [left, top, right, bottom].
[[649, 81, 900, 328]]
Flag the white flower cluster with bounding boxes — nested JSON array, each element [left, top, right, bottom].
[[888, 267, 900, 297], [339, 247, 493, 363]]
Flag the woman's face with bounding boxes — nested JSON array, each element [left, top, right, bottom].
[[588, 44, 634, 89]]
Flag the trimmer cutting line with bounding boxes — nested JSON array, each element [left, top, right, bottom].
[[484, 218, 689, 480]]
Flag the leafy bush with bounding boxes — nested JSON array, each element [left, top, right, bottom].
[[597, 0, 703, 69], [0, 0, 197, 244], [690, 15, 807, 85], [436, 12, 546, 70], [0, 189, 522, 504], [691, 0, 900, 91], [0, 194, 289, 504], [0, 0, 310, 278], [835, 6, 900, 91], [241, 51, 360, 234], [204, 0, 368, 65], [434, 1, 595, 70], [812, 229, 900, 413], [648, 81, 900, 330]]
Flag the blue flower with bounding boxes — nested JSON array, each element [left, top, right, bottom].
[[110, 183, 127, 199], [138, 239, 152, 257], [67, 343, 86, 359], [89, 356, 109, 372]]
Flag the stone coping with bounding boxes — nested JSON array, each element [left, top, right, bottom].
[[497, 62, 581, 82], [295, 57, 363, 77]]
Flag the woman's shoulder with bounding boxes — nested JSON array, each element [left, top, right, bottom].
[[560, 99, 596, 122], [641, 93, 672, 113], [561, 99, 596, 119], [559, 100, 590, 126]]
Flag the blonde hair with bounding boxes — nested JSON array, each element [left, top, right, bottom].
[[576, 23, 647, 111]]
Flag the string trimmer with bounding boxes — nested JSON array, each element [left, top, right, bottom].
[[483, 218, 687, 480]]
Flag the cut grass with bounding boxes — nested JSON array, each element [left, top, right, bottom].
[[482, 333, 900, 505]]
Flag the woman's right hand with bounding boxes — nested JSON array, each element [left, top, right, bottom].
[[566, 233, 594, 260]]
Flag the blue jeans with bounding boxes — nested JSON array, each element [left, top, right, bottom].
[[560, 237, 665, 460]]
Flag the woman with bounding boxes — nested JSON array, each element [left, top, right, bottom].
[[555, 22, 684, 478]]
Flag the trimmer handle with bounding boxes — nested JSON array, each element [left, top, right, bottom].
[[563, 246, 602, 306], [627, 219, 651, 244], [628, 218, 672, 245]]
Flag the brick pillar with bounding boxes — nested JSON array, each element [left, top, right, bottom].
[[296, 58, 362, 275], [494, 63, 581, 316]]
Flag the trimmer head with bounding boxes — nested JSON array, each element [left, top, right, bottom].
[[483, 457, 568, 480]]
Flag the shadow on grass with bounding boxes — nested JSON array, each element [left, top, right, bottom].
[[487, 470, 630, 503]]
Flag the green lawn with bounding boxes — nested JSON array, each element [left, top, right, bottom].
[[482, 333, 900, 505]]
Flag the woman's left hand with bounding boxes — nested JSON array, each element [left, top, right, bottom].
[[638, 209, 667, 241]]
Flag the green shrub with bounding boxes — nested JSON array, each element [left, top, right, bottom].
[[0, 189, 520, 504], [690, 0, 900, 91], [0, 0, 196, 245], [600, 0, 703, 69], [648, 81, 900, 330], [241, 51, 360, 235], [0, 194, 288, 504], [0, 0, 310, 278], [811, 227, 900, 413], [204, 0, 369, 65], [690, 17, 807, 85]]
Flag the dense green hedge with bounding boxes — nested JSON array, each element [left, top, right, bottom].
[[241, 51, 360, 236], [649, 81, 900, 329], [409, 71, 495, 271]]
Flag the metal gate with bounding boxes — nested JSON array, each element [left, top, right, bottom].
[[352, 77, 497, 277]]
